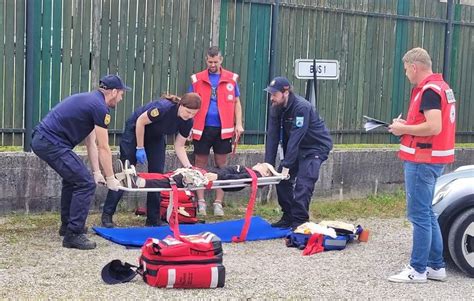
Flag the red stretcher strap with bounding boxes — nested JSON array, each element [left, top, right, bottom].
[[168, 183, 182, 240], [232, 168, 258, 243], [137, 172, 173, 180]]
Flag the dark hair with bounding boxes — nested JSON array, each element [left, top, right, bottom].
[[207, 46, 221, 57], [161, 93, 201, 110]]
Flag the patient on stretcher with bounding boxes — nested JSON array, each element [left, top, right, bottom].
[[115, 161, 284, 191]]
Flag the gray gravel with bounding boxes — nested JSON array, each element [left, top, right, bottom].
[[1, 217, 473, 299]]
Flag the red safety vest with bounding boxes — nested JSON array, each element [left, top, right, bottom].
[[191, 68, 239, 140], [398, 73, 456, 163]]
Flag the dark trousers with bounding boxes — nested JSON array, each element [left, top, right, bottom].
[[276, 155, 323, 227], [102, 129, 165, 224], [31, 132, 96, 233]]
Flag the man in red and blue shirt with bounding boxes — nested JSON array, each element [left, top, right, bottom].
[[189, 46, 244, 217]]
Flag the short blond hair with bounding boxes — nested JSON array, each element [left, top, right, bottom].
[[402, 47, 432, 69]]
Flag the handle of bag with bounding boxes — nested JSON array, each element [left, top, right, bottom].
[[232, 167, 258, 243]]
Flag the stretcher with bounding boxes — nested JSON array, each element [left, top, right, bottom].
[[116, 166, 285, 243], [117, 175, 286, 192]]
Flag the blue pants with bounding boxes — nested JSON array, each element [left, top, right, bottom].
[[102, 127, 165, 224], [404, 161, 445, 273], [276, 154, 323, 227], [31, 132, 96, 233]]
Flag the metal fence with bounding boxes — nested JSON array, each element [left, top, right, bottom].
[[1, 0, 473, 148]]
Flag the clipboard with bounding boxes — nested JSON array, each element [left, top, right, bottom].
[[363, 115, 390, 132]]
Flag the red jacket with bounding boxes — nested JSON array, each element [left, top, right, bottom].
[[398, 73, 456, 163], [191, 68, 239, 140]]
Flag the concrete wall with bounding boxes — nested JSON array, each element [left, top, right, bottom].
[[1, 149, 473, 214]]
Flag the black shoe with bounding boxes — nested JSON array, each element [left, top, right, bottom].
[[271, 218, 292, 228], [63, 231, 96, 250], [59, 224, 88, 236], [145, 220, 166, 227], [101, 213, 115, 228], [291, 222, 306, 231]]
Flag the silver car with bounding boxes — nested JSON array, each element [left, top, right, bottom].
[[433, 165, 474, 277]]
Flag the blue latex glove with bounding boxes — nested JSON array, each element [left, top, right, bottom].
[[136, 148, 147, 164]]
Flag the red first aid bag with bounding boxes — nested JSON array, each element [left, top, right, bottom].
[[138, 232, 225, 288], [140, 263, 225, 288], [159, 190, 198, 224]]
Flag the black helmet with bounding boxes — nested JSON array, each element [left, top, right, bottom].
[[101, 260, 138, 285]]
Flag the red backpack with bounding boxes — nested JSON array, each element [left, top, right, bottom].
[[137, 232, 225, 288], [159, 190, 198, 224]]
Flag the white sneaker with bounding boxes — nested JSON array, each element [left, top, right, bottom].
[[197, 201, 207, 216], [213, 203, 224, 216], [388, 265, 427, 283], [426, 267, 447, 281]]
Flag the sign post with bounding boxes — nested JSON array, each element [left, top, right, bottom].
[[295, 59, 340, 108]]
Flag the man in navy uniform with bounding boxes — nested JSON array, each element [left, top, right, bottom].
[[264, 76, 333, 230], [31, 74, 131, 250]]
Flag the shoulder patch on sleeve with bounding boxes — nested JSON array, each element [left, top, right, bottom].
[[445, 89, 456, 103], [150, 108, 160, 117], [104, 114, 111, 126], [295, 116, 304, 128]]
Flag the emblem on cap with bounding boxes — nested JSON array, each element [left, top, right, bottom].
[[150, 108, 159, 118], [104, 114, 111, 126], [270, 80, 276, 86]]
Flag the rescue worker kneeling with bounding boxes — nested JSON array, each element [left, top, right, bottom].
[[264, 76, 333, 230]]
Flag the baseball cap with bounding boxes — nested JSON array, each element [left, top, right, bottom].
[[101, 259, 137, 285], [264, 76, 291, 94], [99, 74, 132, 91]]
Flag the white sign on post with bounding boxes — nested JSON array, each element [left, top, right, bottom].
[[295, 59, 340, 80]]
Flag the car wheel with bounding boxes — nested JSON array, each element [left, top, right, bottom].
[[448, 207, 474, 277]]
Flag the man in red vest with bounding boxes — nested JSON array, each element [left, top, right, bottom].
[[388, 47, 456, 283], [189, 46, 244, 216]]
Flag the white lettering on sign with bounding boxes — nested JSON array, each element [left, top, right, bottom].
[[295, 59, 340, 80]]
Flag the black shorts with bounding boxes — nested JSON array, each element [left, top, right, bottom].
[[193, 126, 232, 155]]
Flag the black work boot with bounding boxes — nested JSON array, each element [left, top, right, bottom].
[[63, 230, 97, 250], [59, 224, 88, 236], [291, 221, 307, 231], [271, 218, 292, 228], [145, 220, 162, 227], [101, 213, 115, 228]]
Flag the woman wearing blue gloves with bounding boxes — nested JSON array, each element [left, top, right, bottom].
[[101, 93, 201, 227]]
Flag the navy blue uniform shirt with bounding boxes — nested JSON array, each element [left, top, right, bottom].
[[36, 90, 110, 148], [126, 99, 192, 140], [265, 92, 333, 168]]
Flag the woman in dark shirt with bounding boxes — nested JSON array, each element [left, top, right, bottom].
[[101, 93, 201, 227]]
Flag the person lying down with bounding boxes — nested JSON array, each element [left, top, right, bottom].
[[115, 162, 285, 191]]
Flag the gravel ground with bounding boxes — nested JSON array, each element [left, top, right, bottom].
[[1, 217, 472, 299]]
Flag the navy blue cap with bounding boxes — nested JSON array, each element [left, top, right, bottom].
[[99, 74, 132, 91], [101, 260, 137, 285], [264, 76, 291, 94]]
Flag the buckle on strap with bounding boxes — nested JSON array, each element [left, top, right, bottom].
[[416, 143, 432, 149]]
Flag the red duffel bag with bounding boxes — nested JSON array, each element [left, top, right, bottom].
[[138, 232, 225, 288]]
